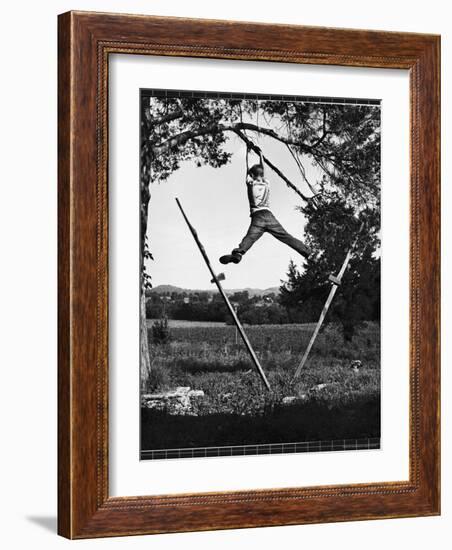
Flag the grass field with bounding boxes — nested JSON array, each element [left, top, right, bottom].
[[141, 322, 381, 452]]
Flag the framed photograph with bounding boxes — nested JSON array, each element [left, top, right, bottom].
[[58, 11, 440, 538]]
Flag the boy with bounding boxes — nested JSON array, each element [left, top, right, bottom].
[[220, 149, 312, 265]]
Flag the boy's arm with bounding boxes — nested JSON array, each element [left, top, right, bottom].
[[259, 149, 265, 175]]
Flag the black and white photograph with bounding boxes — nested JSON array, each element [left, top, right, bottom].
[[139, 89, 381, 460]]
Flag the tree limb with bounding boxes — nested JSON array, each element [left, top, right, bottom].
[[234, 130, 309, 202], [309, 110, 329, 148], [147, 118, 331, 204], [150, 122, 317, 157], [286, 144, 318, 197], [149, 108, 184, 126]]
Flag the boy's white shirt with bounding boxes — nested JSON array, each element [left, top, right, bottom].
[[246, 175, 271, 214]]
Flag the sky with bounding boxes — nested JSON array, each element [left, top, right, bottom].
[[145, 117, 324, 291]]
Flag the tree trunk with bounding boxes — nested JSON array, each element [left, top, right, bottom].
[[140, 290, 151, 387], [140, 179, 152, 387]]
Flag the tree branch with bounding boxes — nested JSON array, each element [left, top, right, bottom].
[[286, 144, 318, 197], [309, 110, 329, 148], [149, 108, 184, 126], [150, 123, 220, 155], [147, 118, 330, 204], [234, 130, 309, 202], [150, 122, 317, 157]]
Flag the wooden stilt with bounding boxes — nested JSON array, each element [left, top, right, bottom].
[[293, 224, 363, 380], [176, 198, 272, 392]]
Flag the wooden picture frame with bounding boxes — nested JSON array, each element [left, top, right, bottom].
[[58, 11, 440, 539]]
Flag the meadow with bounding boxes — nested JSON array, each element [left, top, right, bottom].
[[141, 321, 381, 452]]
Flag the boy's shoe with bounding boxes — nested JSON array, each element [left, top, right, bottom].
[[219, 251, 242, 265], [299, 243, 313, 260]]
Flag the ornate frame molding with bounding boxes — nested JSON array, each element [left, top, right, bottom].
[[58, 11, 440, 538]]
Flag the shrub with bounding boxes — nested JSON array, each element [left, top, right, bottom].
[[144, 363, 170, 392], [152, 316, 171, 345]]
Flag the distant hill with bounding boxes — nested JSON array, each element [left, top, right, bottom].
[[150, 284, 186, 294], [150, 284, 280, 297]]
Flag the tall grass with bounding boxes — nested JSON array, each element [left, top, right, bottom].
[[142, 322, 380, 416]]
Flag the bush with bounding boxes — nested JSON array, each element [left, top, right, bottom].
[[144, 363, 171, 392], [152, 316, 171, 345]]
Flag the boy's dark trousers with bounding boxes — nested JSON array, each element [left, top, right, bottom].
[[233, 209, 310, 257]]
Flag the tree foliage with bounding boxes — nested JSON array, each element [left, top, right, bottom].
[[280, 196, 380, 340]]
